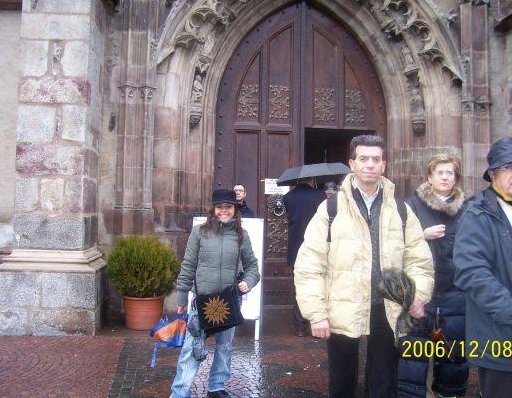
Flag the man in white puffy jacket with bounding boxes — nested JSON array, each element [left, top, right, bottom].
[[294, 135, 434, 398]]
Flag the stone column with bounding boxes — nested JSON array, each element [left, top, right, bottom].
[[460, 0, 492, 195], [113, 0, 159, 235], [0, 0, 107, 336]]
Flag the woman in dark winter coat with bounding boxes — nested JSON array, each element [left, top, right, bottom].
[[398, 154, 468, 398], [170, 189, 260, 398]]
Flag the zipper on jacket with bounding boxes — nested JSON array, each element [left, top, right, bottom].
[[219, 224, 224, 291]]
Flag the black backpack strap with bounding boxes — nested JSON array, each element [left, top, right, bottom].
[[395, 197, 408, 242], [327, 192, 338, 243], [326, 193, 407, 243]]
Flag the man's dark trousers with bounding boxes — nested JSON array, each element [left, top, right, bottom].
[[327, 304, 398, 398], [478, 367, 512, 398]]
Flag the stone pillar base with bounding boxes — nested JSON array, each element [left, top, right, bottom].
[[0, 248, 106, 336]]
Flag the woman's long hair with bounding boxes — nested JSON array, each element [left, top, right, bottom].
[[200, 204, 244, 245]]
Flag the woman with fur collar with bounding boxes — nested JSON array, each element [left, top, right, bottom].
[[398, 154, 468, 398]]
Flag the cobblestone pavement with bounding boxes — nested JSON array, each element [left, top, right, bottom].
[[0, 333, 480, 398]]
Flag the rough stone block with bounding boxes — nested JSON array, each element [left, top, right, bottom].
[[61, 105, 88, 143], [40, 178, 65, 211], [16, 144, 87, 176], [0, 224, 14, 249], [41, 273, 67, 308], [33, 0, 91, 14], [21, 14, 90, 41], [32, 309, 95, 336], [20, 41, 48, 77], [0, 310, 29, 336], [15, 178, 39, 213], [19, 77, 90, 104], [0, 272, 39, 306], [12, 215, 88, 250], [17, 105, 56, 143], [65, 177, 97, 213], [67, 273, 96, 309], [62, 41, 89, 77], [153, 139, 172, 169]]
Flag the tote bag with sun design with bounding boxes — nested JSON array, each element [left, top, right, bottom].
[[195, 284, 244, 336]]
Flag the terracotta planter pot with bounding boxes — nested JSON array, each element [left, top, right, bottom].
[[123, 296, 164, 330]]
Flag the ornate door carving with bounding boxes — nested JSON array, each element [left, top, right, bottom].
[[215, 2, 386, 334]]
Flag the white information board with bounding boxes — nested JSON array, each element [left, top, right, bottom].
[[264, 178, 290, 195], [191, 217, 265, 339]]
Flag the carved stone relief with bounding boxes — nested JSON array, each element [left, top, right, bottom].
[[409, 86, 426, 135], [191, 73, 204, 104], [119, 85, 137, 101], [314, 88, 335, 122], [269, 85, 290, 119], [237, 84, 259, 118], [358, 0, 463, 84], [190, 110, 203, 127], [119, 85, 155, 103], [140, 86, 156, 102], [444, 9, 458, 27], [401, 43, 418, 76], [345, 89, 366, 125], [158, 0, 250, 64]]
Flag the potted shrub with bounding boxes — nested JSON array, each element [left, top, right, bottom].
[[107, 235, 180, 330]]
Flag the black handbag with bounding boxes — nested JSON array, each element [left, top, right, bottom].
[[194, 247, 244, 335], [195, 284, 243, 335]]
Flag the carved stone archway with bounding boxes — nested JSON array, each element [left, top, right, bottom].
[[149, 0, 468, 238]]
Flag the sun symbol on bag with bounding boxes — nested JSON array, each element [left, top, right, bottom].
[[203, 296, 231, 325]]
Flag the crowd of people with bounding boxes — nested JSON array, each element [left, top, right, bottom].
[[168, 135, 512, 398]]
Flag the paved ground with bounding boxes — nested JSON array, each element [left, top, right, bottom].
[[0, 327, 480, 398]]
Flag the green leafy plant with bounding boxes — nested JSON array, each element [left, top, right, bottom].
[[107, 235, 180, 298]]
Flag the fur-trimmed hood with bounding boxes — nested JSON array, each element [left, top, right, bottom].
[[415, 182, 464, 216]]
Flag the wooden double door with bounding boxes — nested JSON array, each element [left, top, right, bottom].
[[215, 1, 386, 334]]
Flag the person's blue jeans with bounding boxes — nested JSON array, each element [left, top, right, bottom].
[[170, 309, 235, 398]]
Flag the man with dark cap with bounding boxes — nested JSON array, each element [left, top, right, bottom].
[[454, 136, 512, 398]]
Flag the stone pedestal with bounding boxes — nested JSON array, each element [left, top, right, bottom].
[[0, 248, 106, 336]]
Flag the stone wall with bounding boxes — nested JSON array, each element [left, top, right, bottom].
[[0, 0, 108, 336], [490, 1, 512, 142], [0, 11, 21, 253]]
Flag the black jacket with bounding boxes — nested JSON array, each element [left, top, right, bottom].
[[398, 182, 468, 398], [237, 201, 255, 218], [282, 184, 325, 267]]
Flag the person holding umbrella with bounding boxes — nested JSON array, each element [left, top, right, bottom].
[[282, 177, 325, 337]]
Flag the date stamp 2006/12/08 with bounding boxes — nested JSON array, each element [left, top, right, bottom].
[[401, 339, 512, 359]]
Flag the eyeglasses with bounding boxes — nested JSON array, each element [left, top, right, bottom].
[[432, 170, 455, 177], [233, 189, 245, 192]]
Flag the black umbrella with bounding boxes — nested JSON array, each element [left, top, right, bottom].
[[276, 162, 351, 186]]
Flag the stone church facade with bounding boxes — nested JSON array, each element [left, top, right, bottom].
[[0, 0, 511, 335]]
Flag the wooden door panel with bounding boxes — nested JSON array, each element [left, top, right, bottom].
[[266, 133, 291, 177], [215, 2, 386, 334], [236, 52, 261, 122], [312, 28, 339, 128], [344, 59, 368, 128], [234, 131, 260, 209], [268, 25, 294, 125]]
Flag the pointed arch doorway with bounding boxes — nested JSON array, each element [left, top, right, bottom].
[[215, 1, 386, 335]]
